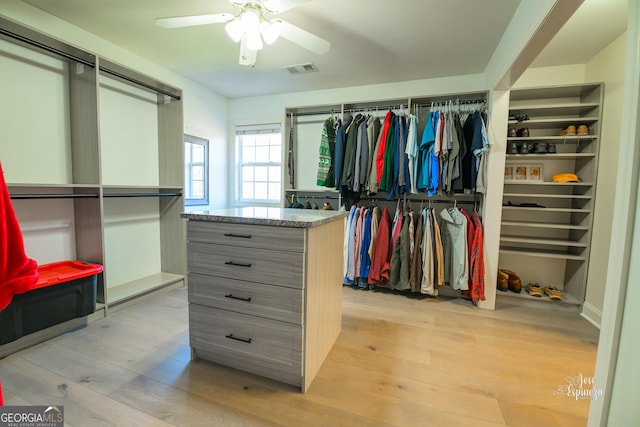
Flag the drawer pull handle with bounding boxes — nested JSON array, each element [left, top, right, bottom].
[[224, 294, 252, 302], [224, 233, 252, 239], [225, 261, 252, 268], [225, 334, 252, 344]]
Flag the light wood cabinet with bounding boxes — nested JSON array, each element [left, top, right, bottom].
[[499, 83, 603, 305], [183, 209, 345, 392]]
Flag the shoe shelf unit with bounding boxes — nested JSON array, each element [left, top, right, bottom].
[[499, 83, 603, 306], [1, 17, 185, 319]]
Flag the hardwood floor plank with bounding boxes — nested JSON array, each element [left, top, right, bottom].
[[111, 374, 277, 426], [0, 285, 598, 426], [0, 356, 173, 426]]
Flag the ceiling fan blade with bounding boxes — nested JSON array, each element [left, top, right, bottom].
[[155, 13, 234, 29], [275, 19, 330, 55], [264, 0, 311, 14]]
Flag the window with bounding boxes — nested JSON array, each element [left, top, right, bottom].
[[236, 124, 282, 204], [184, 135, 209, 206]]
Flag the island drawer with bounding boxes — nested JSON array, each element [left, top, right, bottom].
[[188, 272, 303, 324], [187, 242, 304, 289], [187, 221, 305, 252], [190, 304, 302, 386]]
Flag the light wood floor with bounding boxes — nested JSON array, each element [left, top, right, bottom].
[[0, 285, 599, 427]]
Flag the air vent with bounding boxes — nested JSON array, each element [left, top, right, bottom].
[[285, 62, 319, 74]]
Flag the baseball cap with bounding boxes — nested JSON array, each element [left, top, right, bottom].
[[552, 173, 581, 183]]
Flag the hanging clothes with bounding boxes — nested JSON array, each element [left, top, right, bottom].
[[420, 208, 436, 295], [334, 115, 353, 191], [316, 116, 336, 187], [389, 211, 411, 291], [410, 209, 423, 292], [358, 208, 373, 287], [439, 207, 469, 290], [368, 206, 391, 286]]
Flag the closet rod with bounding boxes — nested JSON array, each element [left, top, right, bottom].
[[289, 110, 336, 117], [103, 193, 182, 198], [413, 98, 487, 108], [0, 28, 96, 67], [99, 67, 181, 101], [10, 194, 99, 200], [360, 196, 477, 204]]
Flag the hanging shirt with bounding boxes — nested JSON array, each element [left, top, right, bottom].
[[420, 208, 437, 295], [410, 210, 423, 292], [334, 116, 353, 190], [359, 208, 373, 285], [343, 206, 356, 281], [439, 207, 468, 290], [365, 116, 381, 192], [418, 112, 436, 191], [405, 114, 419, 194], [431, 208, 445, 286], [368, 206, 391, 286], [375, 111, 393, 186], [316, 117, 336, 187]]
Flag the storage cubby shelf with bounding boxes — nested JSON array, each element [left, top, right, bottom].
[[500, 236, 588, 247], [502, 206, 591, 214], [505, 153, 596, 160], [509, 102, 600, 116], [503, 192, 592, 200], [498, 289, 582, 306], [507, 117, 598, 129], [106, 272, 184, 305], [501, 221, 589, 231], [500, 247, 586, 261]]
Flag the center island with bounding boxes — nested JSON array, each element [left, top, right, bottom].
[[181, 207, 347, 392]]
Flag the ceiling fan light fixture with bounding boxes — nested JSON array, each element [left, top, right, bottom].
[[260, 20, 280, 45], [225, 19, 244, 43], [246, 28, 264, 50]]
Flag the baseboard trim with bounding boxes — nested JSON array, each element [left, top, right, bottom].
[[581, 302, 602, 329]]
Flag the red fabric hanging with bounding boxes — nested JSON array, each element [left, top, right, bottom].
[[0, 162, 39, 405]]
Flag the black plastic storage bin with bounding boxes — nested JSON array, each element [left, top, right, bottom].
[[0, 260, 102, 345]]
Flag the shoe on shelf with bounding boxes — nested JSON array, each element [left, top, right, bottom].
[[559, 125, 577, 136], [533, 142, 548, 154], [497, 270, 509, 292], [519, 143, 529, 154], [525, 282, 542, 297], [500, 269, 522, 293], [508, 127, 517, 138], [517, 127, 530, 137], [507, 142, 519, 154], [577, 124, 589, 136], [547, 143, 557, 153], [543, 285, 562, 300]]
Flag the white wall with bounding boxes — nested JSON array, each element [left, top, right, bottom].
[[1, 0, 229, 208], [582, 32, 627, 323]]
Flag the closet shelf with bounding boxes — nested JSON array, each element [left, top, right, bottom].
[[503, 192, 592, 200], [509, 102, 600, 116], [505, 153, 596, 160], [498, 289, 582, 306], [506, 135, 597, 141], [507, 117, 598, 128], [500, 247, 586, 261], [501, 221, 590, 230], [106, 272, 184, 305], [504, 181, 593, 187], [10, 193, 99, 200], [500, 236, 588, 247], [502, 206, 591, 214]]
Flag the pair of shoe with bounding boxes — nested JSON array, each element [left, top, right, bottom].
[[507, 127, 530, 138], [559, 124, 589, 136], [509, 114, 529, 122], [497, 269, 522, 293], [509, 142, 556, 154], [525, 283, 562, 300]]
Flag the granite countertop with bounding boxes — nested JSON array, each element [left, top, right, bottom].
[[181, 207, 347, 228]]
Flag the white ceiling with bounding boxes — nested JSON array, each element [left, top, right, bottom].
[[19, 0, 628, 99]]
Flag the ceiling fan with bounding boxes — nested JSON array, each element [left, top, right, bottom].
[[155, 0, 330, 67]]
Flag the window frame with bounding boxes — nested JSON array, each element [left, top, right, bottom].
[[184, 134, 209, 207], [234, 124, 283, 206]]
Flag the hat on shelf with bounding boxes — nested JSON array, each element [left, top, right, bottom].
[[552, 173, 581, 183]]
